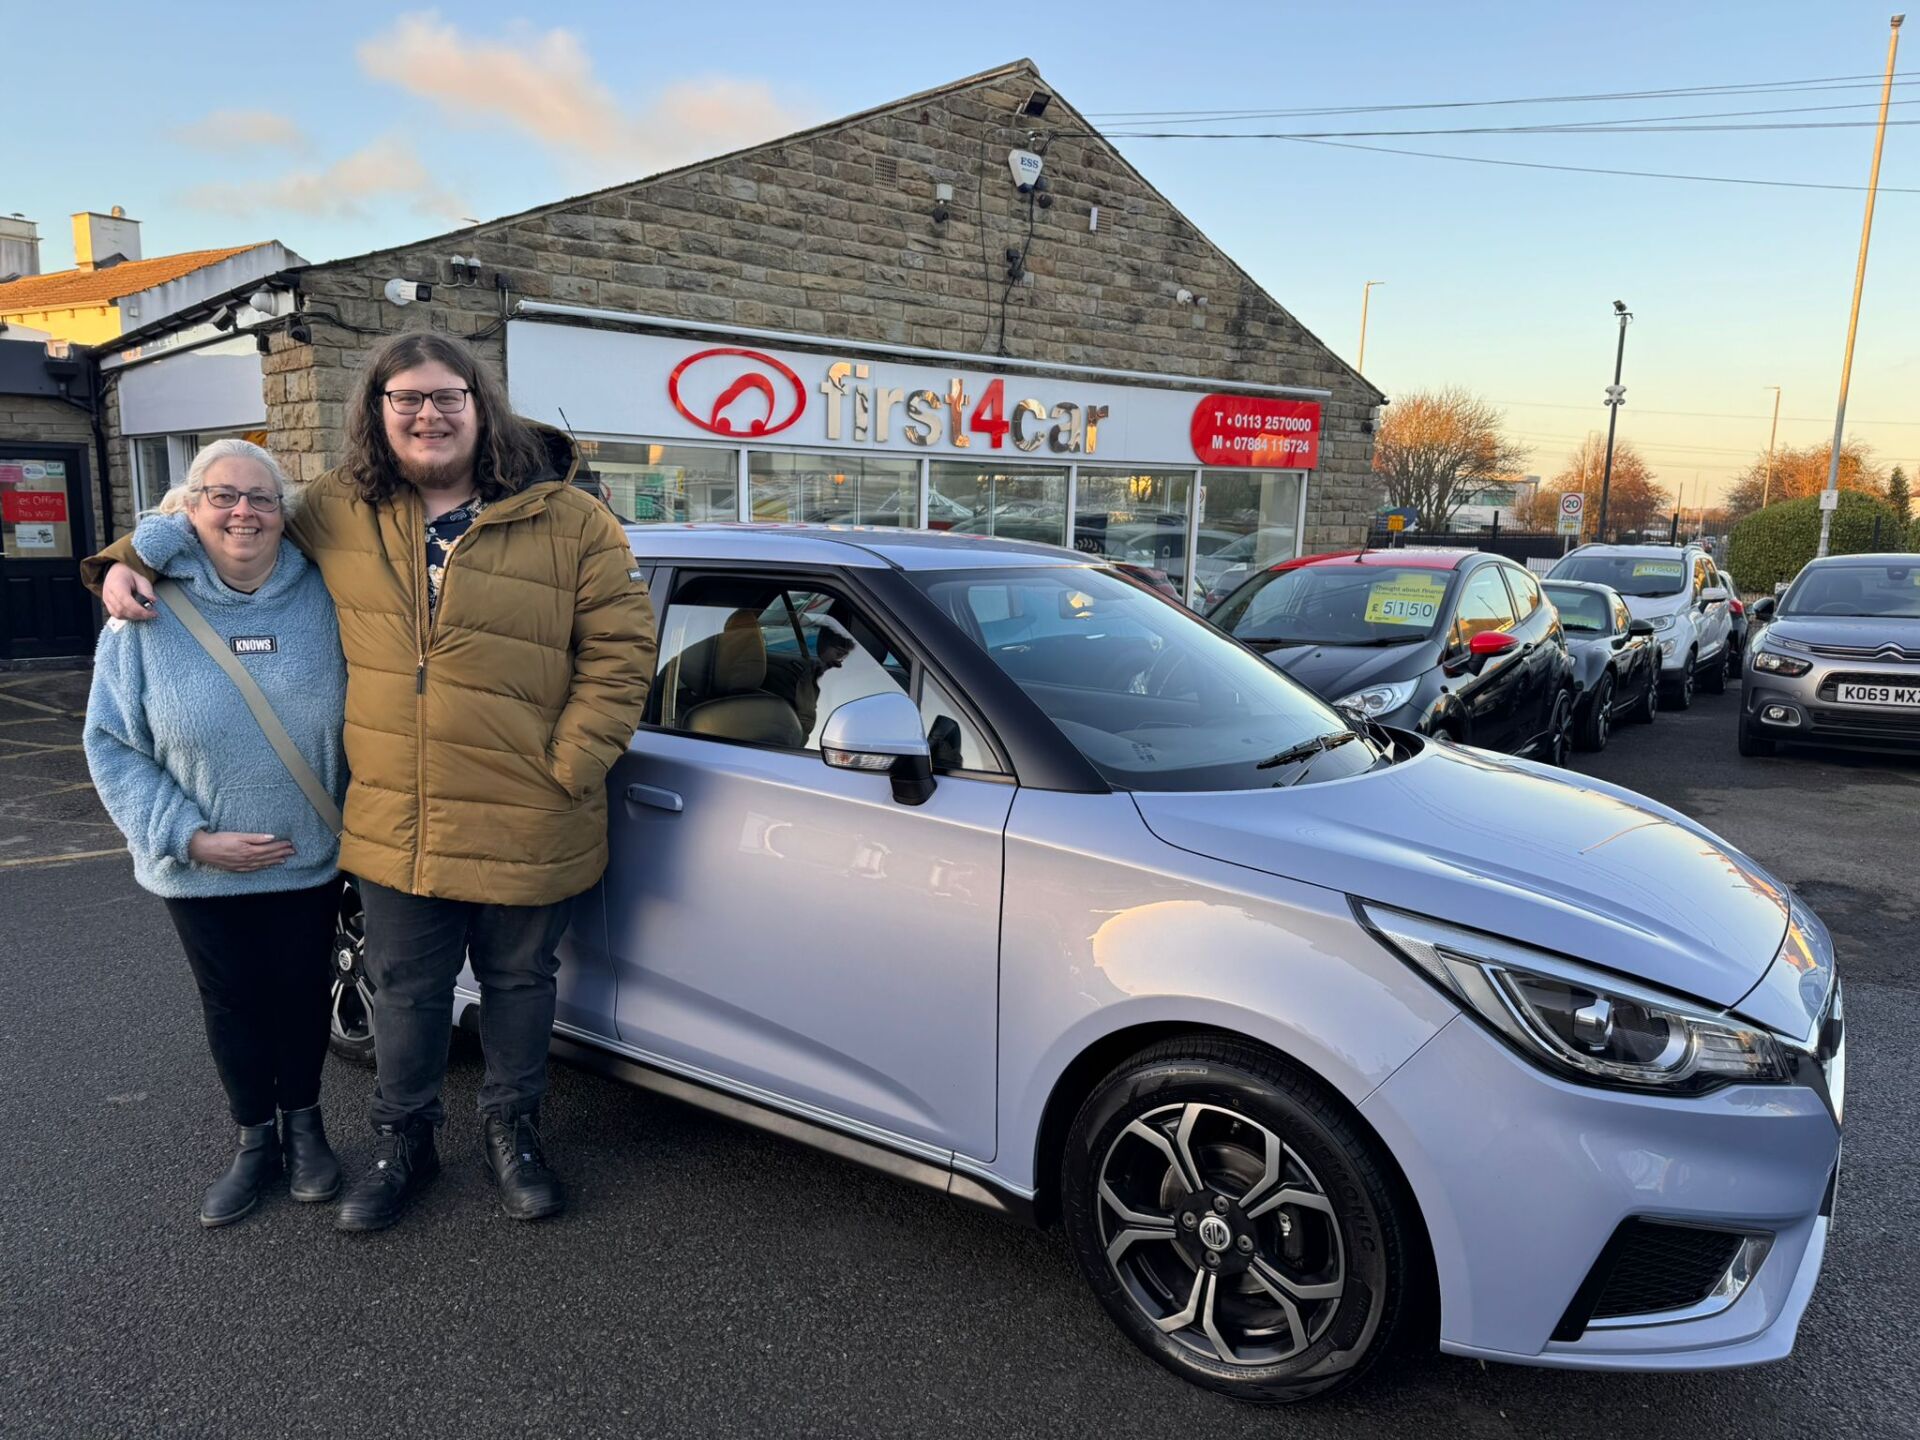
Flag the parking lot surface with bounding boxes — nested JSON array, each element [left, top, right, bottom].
[[4, 667, 1917, 1438]]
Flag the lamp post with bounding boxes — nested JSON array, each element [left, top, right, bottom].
[[1762, 386, 1782, 507], [1597, 301, 1632, 542], [1819, 13, 1904, 558], [1358, 280, 1385, 375]]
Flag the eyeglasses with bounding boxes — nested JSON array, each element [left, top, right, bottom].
[[383, 387, 472, 415], [194, 486, 283, 513]]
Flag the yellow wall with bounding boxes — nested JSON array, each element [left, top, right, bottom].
[[0, 304, 122, 345]]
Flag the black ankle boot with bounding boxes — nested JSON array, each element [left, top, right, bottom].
[[201, 1122, 281, 1228], [483, 1112, 565, 1221], [281, 1105, 341, 1203], [334, 1121, 439, 1233]]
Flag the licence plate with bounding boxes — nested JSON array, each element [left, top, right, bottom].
[[1836, 682, 1920, 706]]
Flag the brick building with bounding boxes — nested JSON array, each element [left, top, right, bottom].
[[77, 60, 1384, 652]]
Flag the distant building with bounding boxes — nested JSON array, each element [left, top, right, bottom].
[[1450, 475, 1541, 531], [0, 209, 301, 346]]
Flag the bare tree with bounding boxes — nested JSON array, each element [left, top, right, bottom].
[[1372, 387, 1528, 530], [1542, 436, 1669, 540], [1724, 440, 1885, 522]]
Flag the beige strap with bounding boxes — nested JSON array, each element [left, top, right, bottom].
[[154, 579, 344, 836]]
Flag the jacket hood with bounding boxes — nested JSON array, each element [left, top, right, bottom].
[[1259, 639, 1435, 700], [132, 513, 309, 607], [527, 421, 579, 487], [1131, 741, 1790, 1007]]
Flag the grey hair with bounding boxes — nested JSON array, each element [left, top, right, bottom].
[[155, 439, 298, 518]]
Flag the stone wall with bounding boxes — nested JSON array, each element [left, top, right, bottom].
[[0, 393, 92, 449], [266, 62, 1384, 549]]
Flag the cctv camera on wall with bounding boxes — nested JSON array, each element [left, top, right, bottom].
[[1008, 148, 1044, 194]]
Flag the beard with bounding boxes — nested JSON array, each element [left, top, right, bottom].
[[396, 444, 479, 492]]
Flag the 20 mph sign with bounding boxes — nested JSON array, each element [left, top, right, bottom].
[[1558, 493, 1586, 537]]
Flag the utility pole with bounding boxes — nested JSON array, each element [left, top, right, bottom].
[[1762, 386, 1782, 507], [1819, 13, 1904, 558], [1598, 300, 1632, 541], [1357, 281, 1385, 375]]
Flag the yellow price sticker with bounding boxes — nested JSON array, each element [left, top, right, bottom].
[[1631, 561, 1684, 578], [1364, 573, 1449, 626]]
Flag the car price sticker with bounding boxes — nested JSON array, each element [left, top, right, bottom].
[[1631, 561, 1684, 578], [1364, 573, 1448, 626], [1836, 682, 1920, 708]]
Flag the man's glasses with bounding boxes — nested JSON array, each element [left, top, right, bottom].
[[383, 387, 472, 415], [194, 486, 283, 513]]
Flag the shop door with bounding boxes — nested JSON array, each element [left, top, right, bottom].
[[1, 443, 96, 661]]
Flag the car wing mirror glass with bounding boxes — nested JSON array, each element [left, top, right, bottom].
[[1752, 597, 1777, 621], [821, 691, 936, 805]]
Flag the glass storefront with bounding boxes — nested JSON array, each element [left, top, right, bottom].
[[749, 451, 917, 525], [585, 440, 737, 523], [1075, 467, 1195, 596], [1195, 469, 1305, 607], [929, 460, 1070, 547]]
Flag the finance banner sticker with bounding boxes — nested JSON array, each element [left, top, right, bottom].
[[1364, 573, 1449, 626]]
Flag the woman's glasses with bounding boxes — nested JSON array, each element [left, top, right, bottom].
[[194, 486, 283, 513], [383, 387, 472, 415]]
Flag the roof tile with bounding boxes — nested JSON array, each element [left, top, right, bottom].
[[0, 245, 263, 314]]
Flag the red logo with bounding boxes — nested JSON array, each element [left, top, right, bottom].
[[668, 348, 806, 438]]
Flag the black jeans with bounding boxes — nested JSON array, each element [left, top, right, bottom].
[[163, 882, 339, 1128], [356, 878, 575, 1129]]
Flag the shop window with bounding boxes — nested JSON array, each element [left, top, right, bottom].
[[928, 461, 1068, 547], [1195, 470, 1304, 608], [749, 451, 916, 526], [132, 437, 173, 513], [584, 440, 737, 523], [1075, 467, 1193, 595]]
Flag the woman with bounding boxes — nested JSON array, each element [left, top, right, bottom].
[[84, 439, 348, 1227]]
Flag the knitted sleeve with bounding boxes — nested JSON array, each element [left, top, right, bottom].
[[82, 625, 210, 865]]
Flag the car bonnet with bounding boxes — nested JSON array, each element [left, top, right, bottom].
[[1130, 741, 1791, 1007]]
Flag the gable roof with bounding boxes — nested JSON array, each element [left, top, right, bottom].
[[0, 244, 264, 314]]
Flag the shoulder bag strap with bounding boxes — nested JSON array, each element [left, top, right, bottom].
[[154, 579, 344, 837]]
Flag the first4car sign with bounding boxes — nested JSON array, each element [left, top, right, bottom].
[[508, 322, 1323, 471]]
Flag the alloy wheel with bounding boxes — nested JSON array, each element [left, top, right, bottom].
[[329, 882, 377, 1064], [1096, 1102, 1345, 1367]]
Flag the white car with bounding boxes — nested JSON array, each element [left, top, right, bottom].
[[1548, 544, 1734, 709]]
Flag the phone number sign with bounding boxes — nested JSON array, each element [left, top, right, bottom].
[[1190, 395, 1321, 469]]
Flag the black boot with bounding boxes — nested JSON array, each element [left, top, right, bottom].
[[281, 1105, 342, 1203], [483, 1112, 565, 1222], [201, 1122, 281, 1228], [334, 1121, 439, 1233]]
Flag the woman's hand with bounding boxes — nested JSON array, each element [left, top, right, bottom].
[[188, 831, 295, 872], [103, 562, 158, 621]]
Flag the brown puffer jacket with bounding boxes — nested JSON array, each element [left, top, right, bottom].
[[87, 429, 656, 905]]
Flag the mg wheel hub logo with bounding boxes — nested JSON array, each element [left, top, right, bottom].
[[668, 347, 807, 438]]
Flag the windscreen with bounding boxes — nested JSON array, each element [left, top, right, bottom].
[[1780, 562, 1920, 618], [1208, 563, 1453, 646], [910, 566, 1382, 791], [1551, 553, 1688, 598]]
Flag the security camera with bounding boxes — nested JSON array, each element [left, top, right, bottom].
[[1613, 299, 1628, 314], [384, 278, 433, 306], [210, 304, 237, 331], [288, 320, 311, 345], [1176, 288, 1194, 305], [1008, 148, 1044, 194]]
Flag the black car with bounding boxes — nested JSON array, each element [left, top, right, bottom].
[[1541, 579, 1660, 751], [1207, 549, 1578, 762]]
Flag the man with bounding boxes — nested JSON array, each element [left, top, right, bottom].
[[91, 333, 656, 1232]]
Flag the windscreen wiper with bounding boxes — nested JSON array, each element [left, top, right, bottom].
[[1256, 729, 1360, 771]]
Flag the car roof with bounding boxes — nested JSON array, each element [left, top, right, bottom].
[[1543, 578, 1615, 593], [1802, 552, 1917, 568], [1564, 542, 1696, 558], [620, 522, 1098, 571], [1292, 547, 1482, 571]]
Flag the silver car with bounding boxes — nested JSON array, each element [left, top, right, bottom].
[[1740, 552, 1920, 756], [440, 526, 1841, 1403]]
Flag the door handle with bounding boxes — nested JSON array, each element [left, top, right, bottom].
[[624, 782, 683, 813]]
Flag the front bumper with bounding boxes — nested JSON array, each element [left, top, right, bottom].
[[1745, 653, 1920, 750], [1361, 1010, 1841, 1370]]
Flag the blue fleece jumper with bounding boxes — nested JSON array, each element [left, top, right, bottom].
[[83, 514, 348, 898]]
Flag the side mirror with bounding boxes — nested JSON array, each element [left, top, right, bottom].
[[1752, 596, 1777, 621], [1627, 618, 1655, 638], [821, 691, 936, 805], [1700, 585, 1729, 606], [1467, 630, 1519, 662]]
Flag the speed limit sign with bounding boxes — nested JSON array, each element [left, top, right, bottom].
[[1557, 493, 1585, 536]]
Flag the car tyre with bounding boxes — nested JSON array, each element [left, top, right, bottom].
[[1627, 668, 1658, 725], [329, 879, 377, 1066], [1667, 653, 1696, 711], [1061, 1037, 1418, 1406], [1703, 647, 1728, 695], [1544, 690, 1575, 766], [1575, 676, 1613, 752], [1738, 715, 1777, 757]]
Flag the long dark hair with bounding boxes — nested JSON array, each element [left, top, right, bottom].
[[343, 333, 549, 506]]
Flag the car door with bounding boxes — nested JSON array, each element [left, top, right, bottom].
[[1447, 564, 1526, 750], [1701, 557, 1733, 659], [1612, 591, 1651, 704], [1499, 564, 1559, 747], [601, 566, 1014, 1161]]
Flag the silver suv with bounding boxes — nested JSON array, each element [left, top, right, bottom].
[[1740, 553, 1920, 756], [1548, 543, 1734, 707]]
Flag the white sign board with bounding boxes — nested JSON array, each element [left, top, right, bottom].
[[15, 523, 56, 550], [1818, 489, 1840, 511], [1557, 492, 1586, 536]]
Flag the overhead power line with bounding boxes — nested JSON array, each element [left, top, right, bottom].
[[1494, 399, 1920, 427], [1098, 116, 1920, 140]]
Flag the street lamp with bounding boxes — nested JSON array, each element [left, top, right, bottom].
[[1358, 280, 1385, 375], [1596, 300, 1632, 541]]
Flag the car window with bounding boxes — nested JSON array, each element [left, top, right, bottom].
[[1550, 552, 1689, 598], [654, 576, 910, 752], [917, 672, 1001, 774], [1613, 596, 1633, 633], [1211, 562, 1453, 646], [1454, 567, 1518, 644], [1692, 556, 1711, 598], [1505, 566, 1544, 621], [1544, 584, 1610, 633], [1780, 562, 1920, 618]]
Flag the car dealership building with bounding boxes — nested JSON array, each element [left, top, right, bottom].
[[78, 59, 1383, 644]]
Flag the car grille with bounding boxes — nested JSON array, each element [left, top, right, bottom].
[[1808, 706, 1920, 737], [1552, 1219, 1747, 1340], [1816, 670, 1920, 698], [1801, 640, 1920, 662]]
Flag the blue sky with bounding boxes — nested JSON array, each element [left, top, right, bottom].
[[5, 0, 1916, 503]]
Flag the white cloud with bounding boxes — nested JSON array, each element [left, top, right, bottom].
[[356, 11, 812, 176], [172, 109, 310, 154], [182, 135, 467, 222]]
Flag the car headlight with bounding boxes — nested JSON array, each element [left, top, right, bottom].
[[1333, 679, 1418, 717], [1749, 649, 1812, 677], [1648, 613, 1678, 632], [1359, 904, 1790, 1093]]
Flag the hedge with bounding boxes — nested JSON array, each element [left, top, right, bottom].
[[1725, 491, 1912, 594]]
